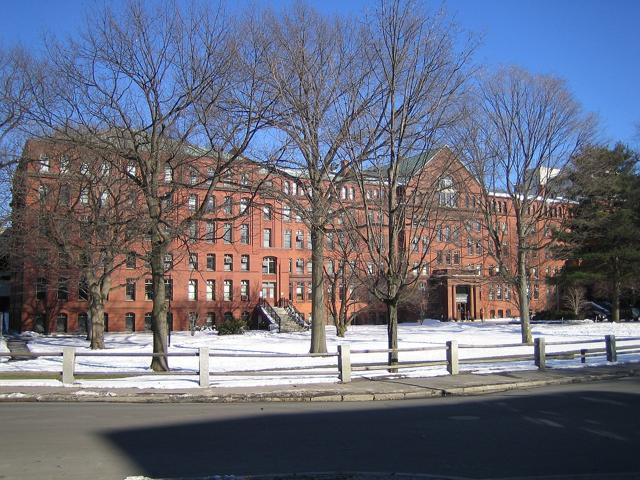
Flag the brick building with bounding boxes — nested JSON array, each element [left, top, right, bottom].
[[10, 140, 566, 333]]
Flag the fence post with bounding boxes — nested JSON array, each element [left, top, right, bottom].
[[605, 335, 617, 362], [446, 340, 458, 375], [534, 337, 546, 370], [62, 347, 76, 385], [338, 344, 351, 383], [580, 348, 587, 364], [199, 347, 210, 387]]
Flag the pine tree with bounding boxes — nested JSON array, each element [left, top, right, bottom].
[[558, 144, 640, 322]]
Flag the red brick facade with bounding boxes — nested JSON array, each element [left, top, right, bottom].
[[11, 141, 566, 333]]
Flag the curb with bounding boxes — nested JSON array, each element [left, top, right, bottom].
[[0, 367, 636, 403]]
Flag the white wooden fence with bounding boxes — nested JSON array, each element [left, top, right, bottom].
[[1, 335, 639, 386]]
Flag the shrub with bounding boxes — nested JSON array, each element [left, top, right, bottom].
[[217, 317, 246, 335]]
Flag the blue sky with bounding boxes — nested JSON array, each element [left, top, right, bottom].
[[1, 0, 638, 145]]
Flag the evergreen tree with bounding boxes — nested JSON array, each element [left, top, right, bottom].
[[558, 144, 640, 322]]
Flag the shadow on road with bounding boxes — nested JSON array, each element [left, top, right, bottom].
[[102, 380, 640, 479]]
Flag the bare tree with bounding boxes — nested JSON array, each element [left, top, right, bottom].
[[346, 0, 474, 368], [0, 46, 35, 233], [25, 1, 275, 370], [563, 286, 587, 318], [256, 3, 386, 352], [323, 227, 365, 337], [458, 67, 593, 343]]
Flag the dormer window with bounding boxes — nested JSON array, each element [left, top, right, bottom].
[[438, 176, 457, 208]]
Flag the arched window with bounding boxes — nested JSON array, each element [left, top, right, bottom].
[[77, 313, 88, 334], [56, 313, 68, 334], [125, 312, 136, 332], [224, 311, 234, 322], [262, 256, 277, 274], [438, 176, 457, 208], [144, 313, 152, 332]]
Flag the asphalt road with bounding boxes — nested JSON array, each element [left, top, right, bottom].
[[1, 378, 639, 480]]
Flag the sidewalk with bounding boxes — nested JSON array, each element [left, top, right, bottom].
[[0, 363, 637, 403]]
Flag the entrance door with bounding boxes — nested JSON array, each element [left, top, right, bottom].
[[261, 282, 276, 300]]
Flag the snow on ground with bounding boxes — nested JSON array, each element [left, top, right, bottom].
[[1, 319, 639, 389]]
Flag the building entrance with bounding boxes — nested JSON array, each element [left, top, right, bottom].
[[261, 282, 276, 300], [455, 285, 471, 320]]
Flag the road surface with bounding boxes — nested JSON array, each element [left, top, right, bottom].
[[1, 378, 639, 479]]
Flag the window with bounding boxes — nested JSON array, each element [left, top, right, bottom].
[[206, 312, 216, 327], [296, 282, 304, 301], [283, 181, 290, 194], [307, 260, 312, 274], [57, 277, 69, 300], [438, 176, 457, 207], [533, 283, 540, 300], [223, 223, 232, 243], [188, 221, 198, 241], [125, 313, 135, 333], [496, 284, 503, 300], [263, 228, 272, 247], [223, 196, 232, 215], [295, 230, 304, 249], [56, 313, 67, 333], [240, 224, 250, 244], [205, 195, 215, 213], [164, 254, 173, 271], [189, 168, 199, 185], [224, 254, 233, 271], [164, 165, 173, 183], [78, 277, 88, 300], [206, 280, 215, 301], [263, 204, 272, 220], [283, 205, 291, 222], [296, 258, 304, 274], [207, 253, 216, 270], [188, 280, 198, 300], [224, 311, 234, 322], [39, 154, 50, 173], [80, 189, 89, 205], [283, 230, 292, 248], [125, 279, 136, 301], [189, 253, 198, 270], [240, 280, 249, 301], [436, 251, 443, 264], [206, 220, 215, 243], [223, 280, 233, 301], [126, 252, 136, 269], [59, 185, 70, 206], [262, 256, 277, 274], [59, 155, 69, 173], [489, 285, 495, 300], [164, 278, 173, 301], [445, 251, 452, 265], [453, 251, 460, 265], [144, 313, 152, 332], [36, 277, 47, 300], [188, 194, 197, 211], [240, 198, 249, 214], [240, 254, 250, 271], [145, 279, 154, 300]]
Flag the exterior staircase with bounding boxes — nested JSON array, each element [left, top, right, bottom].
[[257, 300, 308, 333], [272, 306, 307, 333]]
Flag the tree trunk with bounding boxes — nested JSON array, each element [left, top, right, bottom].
[[611, 266, 621, 323], [150, 241, 169, 371], [337, 293, 349, 337], [517, 248, 532, 344], [310, 226, 327, 353], [89, 301, 105, 350], [87, 276, 105, 349], [387, 300, 399, 372]]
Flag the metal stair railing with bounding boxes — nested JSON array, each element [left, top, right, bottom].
[[284, 301, 308, 328], [259, 299, 282, 332]]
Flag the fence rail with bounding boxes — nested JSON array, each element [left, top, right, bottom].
[[1, 334, 638, 386]]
